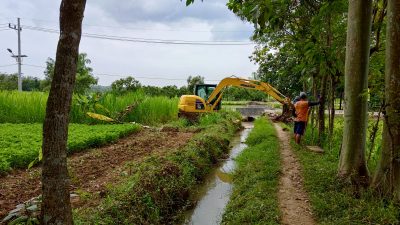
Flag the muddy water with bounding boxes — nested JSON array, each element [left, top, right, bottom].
[[183, 122, 253, 225]]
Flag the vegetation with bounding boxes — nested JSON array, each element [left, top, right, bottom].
[[41, 53, 98, 94], [186, 75, 204, 94], [75, 111, 241, 224], [226, 0, 400, 199], [222, 117, 281, 224], [289, 120, 400, 224], [226, 0, 387, 144], [111, 76, 141, 94], [0, 74, 41, 91], [372, 0, 400, 201], [0, 123, 140, 173], [0, 0, 398, 223], [0, 91, 178, 125], [223, 86, 268, 101]]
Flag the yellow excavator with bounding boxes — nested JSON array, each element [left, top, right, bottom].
[[178, 77, 293, 119]]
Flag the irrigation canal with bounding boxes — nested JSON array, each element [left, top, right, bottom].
[[183, 122, 254, 225]]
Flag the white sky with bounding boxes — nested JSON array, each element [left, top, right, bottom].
[[0, 0, 257, 87]]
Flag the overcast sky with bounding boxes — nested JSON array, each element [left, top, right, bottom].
[[0, 0, 257, 87]]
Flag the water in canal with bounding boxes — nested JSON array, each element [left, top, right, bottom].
[[183, 122, 253, 225]]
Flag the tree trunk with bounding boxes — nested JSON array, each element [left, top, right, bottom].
[[311, 73, 317, 144], [318, 73, 327, 145], [372, 0, 400, 200], [338, 0, 372, 186], [41, 0, 86, 224], [329, 74, 337, 136]]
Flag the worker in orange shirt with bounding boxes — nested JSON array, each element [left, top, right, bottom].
[[294, 92, 320, 144]]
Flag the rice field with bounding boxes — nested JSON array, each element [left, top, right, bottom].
[[0, 91, 178, 125], [0, 90, 179, 173], [0, 123, 141, 173]]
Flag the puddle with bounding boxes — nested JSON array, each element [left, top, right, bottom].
[[183, 122, 253, 225]]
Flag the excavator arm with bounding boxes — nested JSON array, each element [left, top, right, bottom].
[[205, 77, 291, 110], [178, 76, 293, 121]]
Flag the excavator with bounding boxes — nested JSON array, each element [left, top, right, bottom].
[[178, 77, 293, 120]]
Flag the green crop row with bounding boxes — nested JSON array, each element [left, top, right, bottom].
[[0, 123, 141, 173], [0, 91, 178, 125]]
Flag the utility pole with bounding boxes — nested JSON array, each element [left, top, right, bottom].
[[8, 18, 25, 91]]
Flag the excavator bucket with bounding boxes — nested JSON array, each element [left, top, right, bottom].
[[268, 101, 294, 123]]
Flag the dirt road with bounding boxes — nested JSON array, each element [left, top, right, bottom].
[[274, 123, 316, 225], [0, 128, 194, 219]]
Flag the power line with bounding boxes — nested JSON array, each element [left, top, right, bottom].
[[23, 25, 248, 43], [22, 64, 220, 82], [22, 17, 250, 33], [96, 73, 219, 82], [0, 63, 17, 68], [22, 25, 255, 46], [23, 63, 46, 69]]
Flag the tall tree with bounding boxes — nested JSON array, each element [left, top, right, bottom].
[[111, 76, 141, 94], [338, 0, 373, 185], [0, 73, 18, 90], [41, 53, 97, 94], [372, 0, 400, 200], [187, 75, 204, 94], [41, 0, 86, 224]]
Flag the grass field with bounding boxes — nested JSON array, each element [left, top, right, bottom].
[[302, 117, 383, 169], [0, 91, 178, 125], [0, 123, 141, 173], [222, 117, 281, 224]]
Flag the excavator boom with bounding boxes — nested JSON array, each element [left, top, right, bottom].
[[178, 76, 293, 120], [205, 77, 289, 110]]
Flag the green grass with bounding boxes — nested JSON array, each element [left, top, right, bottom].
[[222, 117, 281, 225], [0, 123, 141, 173], [0, 90, 178, 125], [74, 111, 242, 225], [124, 96, 178, 125], [287, 118, 400, 224], [198, 110, 241, 127], [0, 91, 48, 123], [302, 117, 383, 171]]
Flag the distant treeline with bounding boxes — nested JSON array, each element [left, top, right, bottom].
[[0, 73, 270, 101]]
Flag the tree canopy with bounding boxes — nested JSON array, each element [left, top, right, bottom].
[[42, 53, 98, 94]]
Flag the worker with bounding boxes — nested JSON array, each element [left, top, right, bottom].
[[294, 92, 320, 144]]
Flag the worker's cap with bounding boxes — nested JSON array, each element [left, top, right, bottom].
[[299, 92, 307, 99]]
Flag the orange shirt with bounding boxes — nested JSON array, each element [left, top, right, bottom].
[[295, 100, 309, 122]]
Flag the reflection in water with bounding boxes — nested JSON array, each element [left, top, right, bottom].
[[184, 125, 253, 225]]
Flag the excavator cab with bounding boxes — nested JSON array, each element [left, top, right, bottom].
[[194, 84, 221, 110]]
